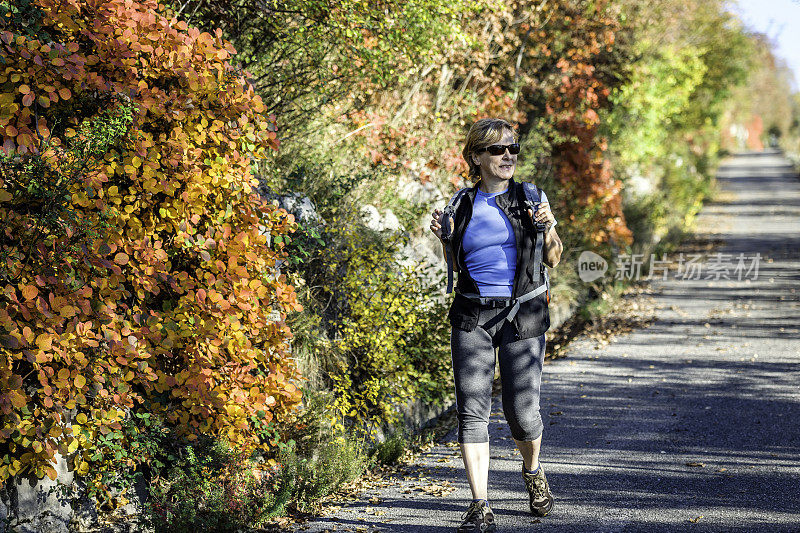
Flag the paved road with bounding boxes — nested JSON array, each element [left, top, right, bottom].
[[289, 150, 800, 532]]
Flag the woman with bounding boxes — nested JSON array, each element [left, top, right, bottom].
[[430, 118, 563, 532]]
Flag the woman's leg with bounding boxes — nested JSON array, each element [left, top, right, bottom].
[[497, 331, 546, 467], [451, 320, 497, 500], [513, 435, 542, 471], [459, 442, 490, 501]]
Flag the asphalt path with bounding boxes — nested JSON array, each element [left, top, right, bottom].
[[288, 150, 800, 532]]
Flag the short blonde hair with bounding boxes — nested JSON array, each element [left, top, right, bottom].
[[462, 118, 518, 180]]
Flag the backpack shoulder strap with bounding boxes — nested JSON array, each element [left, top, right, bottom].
[[448, 187, 470, 209], [441, 187, 469, 294], [521, 181, 541, 205], [521, 181, 546, 234], [520, 181, 547, 291]]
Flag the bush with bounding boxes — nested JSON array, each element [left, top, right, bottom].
[[93, 387, 371, 529], [370, 432, 407, 466], [295, 222, 451, 439], [273, 435, 370, 515], [0, 0, 302, 496], [142, 436, 283, 533]]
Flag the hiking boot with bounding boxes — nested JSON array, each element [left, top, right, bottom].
[[457, 499, 497, 532], [522, 463, 554, 517]]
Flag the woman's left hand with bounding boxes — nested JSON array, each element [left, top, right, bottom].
[[527, 202, 555, 230]]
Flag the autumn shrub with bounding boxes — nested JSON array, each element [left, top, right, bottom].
[[271, 175, 452, 441], [294, 221, 451, 439], [167, 0, 483, 138], [124, 385, 369, 528], [140, 434, 285, 533], [0, 0, 303, 499], [269, 434, 370, 516], [258, 155, 453, 440], [603, 0, 755, 259]]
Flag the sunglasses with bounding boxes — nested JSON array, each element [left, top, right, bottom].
[[475, 143, 521, 156]]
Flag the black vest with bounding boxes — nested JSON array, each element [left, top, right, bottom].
[[447, 178, 550, 339]]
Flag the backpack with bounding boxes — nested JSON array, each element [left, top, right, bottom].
[[440, 182, 550, 307]]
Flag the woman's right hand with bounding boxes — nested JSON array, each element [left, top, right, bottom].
[[430, 208, 452, 242]]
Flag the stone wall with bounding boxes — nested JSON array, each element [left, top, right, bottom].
[[1, 453, 146, 533]]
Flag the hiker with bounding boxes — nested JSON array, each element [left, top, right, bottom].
[[429, 117, 563, 532]]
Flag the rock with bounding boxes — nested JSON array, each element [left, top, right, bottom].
[[360, 205, 383, 231], [69, 489, 99, 533], [397, 241, 438, 270], [256, 185, 324, 227], [0, 496, 8, 533], [276, 192, 323, 226], [359, 206, 405, 233], [397, 241, 446, 302], [2, 453, 73, 533], [0, 454, 149, 533], [396, 177, 444, 205], [382, 209, 402, 232]]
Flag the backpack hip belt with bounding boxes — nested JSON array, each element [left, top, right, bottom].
[[459, 283, 548, 324]]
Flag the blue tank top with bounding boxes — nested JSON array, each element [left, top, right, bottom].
[[461, 187, 555, 297]]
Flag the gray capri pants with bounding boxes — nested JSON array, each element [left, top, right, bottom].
[[450, 302, 546, 443]]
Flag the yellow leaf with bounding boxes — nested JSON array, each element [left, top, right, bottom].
[[35, 334, 52, 350], [75, 375, 86, 388], [77, 461, 90, 475], [22, 285, 38, 300]]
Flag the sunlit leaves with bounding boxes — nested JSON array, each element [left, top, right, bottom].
[[0, 0, 303, 493], [170, 0, 483, 129]]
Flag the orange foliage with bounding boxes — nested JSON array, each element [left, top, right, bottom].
[[0, 0, 302, 482], [542, 8, 633, 246], [335, 0, 633, 246], [745, 114, 764, 151]]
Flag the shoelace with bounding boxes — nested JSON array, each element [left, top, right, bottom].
[[524, 472, 547, 500], [460, 501, 490, 522]]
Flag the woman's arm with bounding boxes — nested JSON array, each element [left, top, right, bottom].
[[542, 225, 563, 268]]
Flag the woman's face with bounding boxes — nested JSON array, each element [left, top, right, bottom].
[[471, 129, 517, 182]]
